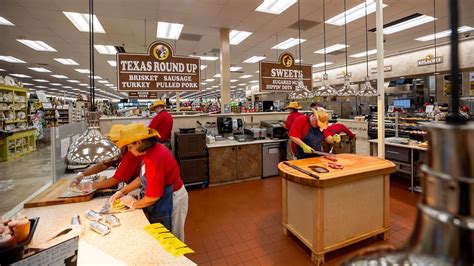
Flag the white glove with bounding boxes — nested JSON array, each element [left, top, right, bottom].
[[78, 181, 93, 193], [71, 172, 84, 186], [109, 191, 124, 205], [121, 195, 137, 209]]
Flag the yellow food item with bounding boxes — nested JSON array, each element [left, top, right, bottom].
[[112, 199, 126, 210]]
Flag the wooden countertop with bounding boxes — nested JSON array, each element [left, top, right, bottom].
[[279, 154, 396, 187]]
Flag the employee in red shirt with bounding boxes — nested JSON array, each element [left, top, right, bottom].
[[148, 99, 173, 150], [110, 123, 188, 241], [284, 101, 304, 160], [70, 124, 142, 191], [289, 108, 329, 159]]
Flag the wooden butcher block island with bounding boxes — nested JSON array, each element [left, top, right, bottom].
[[278, 154, 396, 265]]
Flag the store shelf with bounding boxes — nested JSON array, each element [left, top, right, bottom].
[[5, 119, 27, 124]]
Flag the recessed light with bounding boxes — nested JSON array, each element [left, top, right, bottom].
[[105, 84, 114, 87], [0, 56, 26, 63], [349, 49, 377, 58], [110, 86, 117, 89], [94, 45, 117, 55], [0, 68, 5, 71], [32, 79, 49, 83], [35, 86, 47, 89], [50, 83, 62, 86], [156, 21, 184, 40], [249, 80, 258, 83], [201, 82, 207, 85], [382, 14, 436, 35], [200, 65, 207, 70], [256, 70, 259, 73], [230, 66, 242, 72], [79, 83, 88, 87], [271, 38, 305, 50], [10, 74, 32, 78], [0, 17, 14, 26], [415, 25, 474, 41], [23, 83, 34, 86], [238, 83, 246, 86], [75, 68, 91, 73], [107, 60, 117, 67], [98, 80, 108, 84], [189, 55, 218, 61], [54, 58, 79, 65], [240, 75, 253, 79], [230, 79, 238, 82], [229, 30, 252, 45], [17, 39, 57, 52], [63, 86, 72, 89], [67, 80, 80, 83], [88, 75, 102, 79], [243, 56, 266, 63], [213, 74, 221, 78], [28, 67, 51, 73], [205, 78, 215, 82], [52, 75, 68, 79], [312, 62, 334, 68], [326, 1, 386, 26], [255, 0, 297, 15], [314, 44, 349, 54], [63, 12, 105, 33]]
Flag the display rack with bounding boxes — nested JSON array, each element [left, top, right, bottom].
[[0, 128, 36, 161], [368, 112, 434, 141], [56, 105, 72, 125], [43, 108, 57, 127]]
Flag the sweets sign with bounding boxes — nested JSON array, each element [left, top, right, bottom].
[[117, 41, 201, 92], [259, 52, 312, 92]]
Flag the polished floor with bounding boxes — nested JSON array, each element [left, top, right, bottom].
[[185, 176, 419, 266]]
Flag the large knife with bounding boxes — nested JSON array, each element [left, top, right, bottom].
[[311, 149, 336, 157], [283, 161, 320, 179]]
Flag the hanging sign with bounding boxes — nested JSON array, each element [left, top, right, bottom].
[[417, 54, 443, 66], [259, 52, 312, 92], [470, 72, 474, 95], [370, 65, 392, 74], [128, 91, 158, 99], [117, 41, 201, 92]]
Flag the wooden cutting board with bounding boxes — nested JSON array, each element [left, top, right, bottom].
[[24, 177, 98, 208]]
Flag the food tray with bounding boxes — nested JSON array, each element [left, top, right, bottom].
[[0, 217, 40, 264]]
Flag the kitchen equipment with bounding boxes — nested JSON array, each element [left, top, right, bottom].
[[175, 132, 209, 187], [232, 118, 243, 131], [282, 161, 320, 179], [0, 217, 39, 265], [260, 120, 288, 139], [262, 143, 282, 177], [244, 128, 266, 140], [235, 134, 254, 142], [179, 128, 196, 134], [217, 116, 233, 134], [174, 132, 207, 158]]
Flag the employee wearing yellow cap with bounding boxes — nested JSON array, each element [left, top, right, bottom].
[[148, 99, 173, 150], [289, 108, 330, 159], [284, 101, 304, 160], [70, 124, 143, 191], [109, 123, 188, 241]]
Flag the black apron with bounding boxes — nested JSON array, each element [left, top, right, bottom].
[[295, 117, 324, 159], [140, 163, 173, 230]]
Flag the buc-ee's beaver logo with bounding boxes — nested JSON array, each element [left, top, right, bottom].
[[153, 44, 170, 61], [281, 54, 293, 68]]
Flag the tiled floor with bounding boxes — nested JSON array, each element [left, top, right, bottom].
[[185, 175, 419, 265]]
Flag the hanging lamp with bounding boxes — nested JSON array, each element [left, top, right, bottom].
[[66, 0, 121, 165], [337, 0, 356, 96], [313, 0, 337, 97], [357, 0, 378, 96]]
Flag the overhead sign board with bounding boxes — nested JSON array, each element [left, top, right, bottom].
[[259, 52, 312, 92], [117, 41, 201, 92], [371, 65, 392, 74], [417, 54, 443, 67], [128, 91, 158, 99]]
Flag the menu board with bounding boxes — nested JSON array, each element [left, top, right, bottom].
[[128, 91, 158, 99], [117, 41, 201, 92], [470, 72, 474, 95], [259, 52, 312, 92]]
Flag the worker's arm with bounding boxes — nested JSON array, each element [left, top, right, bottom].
[[92, 177, 122, 190], [130, 196, 160, 209], [83, 162, 110, 176], [289, 136, 305, 147], [289, 136, 314, 154], [119, 177, 141, 195]]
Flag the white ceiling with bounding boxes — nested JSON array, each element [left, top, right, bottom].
[[1, 0, 473, 100]]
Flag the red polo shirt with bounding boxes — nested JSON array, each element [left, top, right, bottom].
[[289, 115, 312, 153], [323, 123, 356, 139], [103, 151, 142, 183], [143, 143, 183, 198], [285, 111, 304, 130], [148, 110, 173, 143]]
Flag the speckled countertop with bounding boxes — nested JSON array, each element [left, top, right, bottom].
[[22, 198, 195, 265], [206, 138, 286, 149]]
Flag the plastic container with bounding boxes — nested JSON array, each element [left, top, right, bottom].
[[0, 217, 39, 265]]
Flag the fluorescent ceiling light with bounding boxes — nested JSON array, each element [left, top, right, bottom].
[[79, 83, 88, 87], [67, 80, 80, 83], [98, 80, 108, 83], [0, 69, 5, 71], [349, 49, 377, 58], [50, 83, 62, 86], [189, 55, 219, 61], [229, 30, 252, 45], [312, 62, 334, 68], [240, 75, 253, 79], [33, 79, 49, 83], [75, 68, 91, 73], [88, 75, 102, 79], [230, 79, 238, 82], [384, 15, 436, 35], [201, 82, 207, 85], [35, 86, 47, 89], [94, 45, 117, 55], [17, 39, 57, 52], [255, 0, 297, 14], [22, 83, 34, 86], [230, 66, 242, 71], [107, 60, 117, 67], [250, 80, 258, 83], [156, 21, 183, 40], [213, 74, 221, 78], [105, 84, 114, 87], [110, 86, 117, 89], [243, 56, 266, 63], [63, 86, 72, 89], [314, 44, 349, 54], [238, 83, 246, 86], [28, 67, 51, 73], [10, 74, 32, 78], [326, 1, 386, 26], [205, 78, 215, 82], [63, 12, 105, 33], [0, 55, 26, 63], [212, 85, 219, 88], [0, 17, 14, 26], [52, 75, 68, 79], [415, 25, 474, 41], [54, 58, 79, 65], [271, 38, 306, 50], [200, 65, 207, 70]]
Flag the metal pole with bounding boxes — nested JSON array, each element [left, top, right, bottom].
[[376, 0, 385, 159]]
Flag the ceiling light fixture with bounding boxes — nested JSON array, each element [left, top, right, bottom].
[[79, 83, 89, 87], [205, 78, 215, 82], [98, 80, 108, 84], [230, 66, 242, 71], [32, 79, 49, 83], [229, 30, 252, 45], [28, 67, 51, 72], [314, 43, 349, 54], [35, 86, 47, 89], [0, 17, 14, 26], [17, 39, 57, 52], [10, 74, 32, 78], [243, 56, 266, 63], [67, 80, 80, 83], [349, 49, 377, 58], [156, 21, 184, 40], [326, 0, 386, 26], [337, 0, 356, 97], [50, 83, 62, 86], [200, 65, 207, 70], [63, 11, 105, 33], [88, 75, 102, 79], [94, 45, 117, 55], [189, 55, 218, 61], [75, 68, 91, 73], [271, 38, 306, 50], [0, 69, 6, 71], [52, 75, 69, 79], [357, 0, 377, 97], [107, 60, 117, 67], [0, 55, 26, 63], [54, 58, 79, 65], [240, 75, 253, 79], [383, 14, 436, 35], [415, 25, 473, 41], [255, 0, 297, 15], [312, 62, 334, 68]]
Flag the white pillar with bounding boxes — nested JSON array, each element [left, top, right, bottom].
[[219, 28, 231, 113], [176, 92, 180, 111], [376, 0, 385, 159]]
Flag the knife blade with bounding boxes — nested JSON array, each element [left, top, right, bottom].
[[311, 150, 336, 158], [47, 228, 73, 241], [283, 161, 320, 179]]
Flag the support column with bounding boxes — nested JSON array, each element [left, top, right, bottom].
[[376, 0, 385, 159], [176, 92, 180, 112], [219, 28, 231, 113]]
